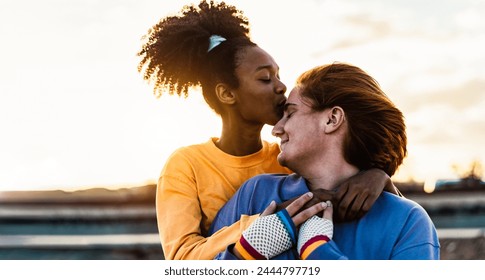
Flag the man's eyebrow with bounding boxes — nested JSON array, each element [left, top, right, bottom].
[[284, 103, 296, 111]]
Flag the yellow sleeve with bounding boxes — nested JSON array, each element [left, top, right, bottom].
[[156, 150, 259, 260], [157, 174, 258, 259]]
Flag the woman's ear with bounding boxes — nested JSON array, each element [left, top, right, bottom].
[[215, 83, 236, 105], [324, 106, 345, 133]]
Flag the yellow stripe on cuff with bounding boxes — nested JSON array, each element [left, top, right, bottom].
[[300, 240, 327, 260], [234, 240, 256, 260]]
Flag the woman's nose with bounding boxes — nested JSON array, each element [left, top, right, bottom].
[[275, 80, 287, 95]]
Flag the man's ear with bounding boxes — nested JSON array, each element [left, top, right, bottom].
[[215, 83, 236, 105], [324, 106, 345, 133]]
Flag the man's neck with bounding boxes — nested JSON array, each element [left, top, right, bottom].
[[304, 160, 360, 192]]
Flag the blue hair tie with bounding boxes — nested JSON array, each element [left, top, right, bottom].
[[207, 35, 227, 52]]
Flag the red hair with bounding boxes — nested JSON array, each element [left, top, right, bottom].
[[297, 63, 407, 176]]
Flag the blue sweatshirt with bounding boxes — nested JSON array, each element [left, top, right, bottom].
[[209, 173, 440, 260]]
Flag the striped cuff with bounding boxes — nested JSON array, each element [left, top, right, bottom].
[[275, 209, 297, 244], [299, 235, 330, 259], [234, 235, 266, 260], [236, 209, 297, 259]]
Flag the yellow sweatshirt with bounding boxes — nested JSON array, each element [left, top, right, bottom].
[[156, 137, 290, 260]]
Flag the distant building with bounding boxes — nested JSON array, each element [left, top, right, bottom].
[[435, 176, 485, 192]]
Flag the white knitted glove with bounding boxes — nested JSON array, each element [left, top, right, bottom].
[[235, 209, 296, 259]]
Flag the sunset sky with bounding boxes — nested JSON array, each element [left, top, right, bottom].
[[1, 0, 484, 191]]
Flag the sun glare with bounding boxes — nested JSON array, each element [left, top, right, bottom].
[[424, 178, 437, 194]]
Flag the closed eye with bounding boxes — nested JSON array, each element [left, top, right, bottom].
[[283, 103, 297, 119]]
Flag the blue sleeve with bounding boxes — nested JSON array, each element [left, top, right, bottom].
[[306, 197, 439, 260], [391, 205, 440, 260]]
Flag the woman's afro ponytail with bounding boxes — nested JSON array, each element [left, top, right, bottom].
[[137, 1, 251, 97]]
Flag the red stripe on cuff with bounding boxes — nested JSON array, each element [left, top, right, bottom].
[[239, 235, 266, 260], [300, 235, 330, 257]]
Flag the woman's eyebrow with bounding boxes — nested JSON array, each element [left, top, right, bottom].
[[255, 64, 279, 72]]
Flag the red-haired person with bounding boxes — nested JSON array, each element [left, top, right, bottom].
[[210, 63, 439, 260]]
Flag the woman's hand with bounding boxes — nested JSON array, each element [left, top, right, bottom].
[[334, 168, 392, 222]]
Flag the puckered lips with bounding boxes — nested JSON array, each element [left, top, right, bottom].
[[275, 98, 287, 118]]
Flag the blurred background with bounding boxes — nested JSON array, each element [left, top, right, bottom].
[[1, 0, 484, 259], [0, 172, 485, 260]]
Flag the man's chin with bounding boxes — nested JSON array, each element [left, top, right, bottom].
[[277, 155, 289, 168]]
